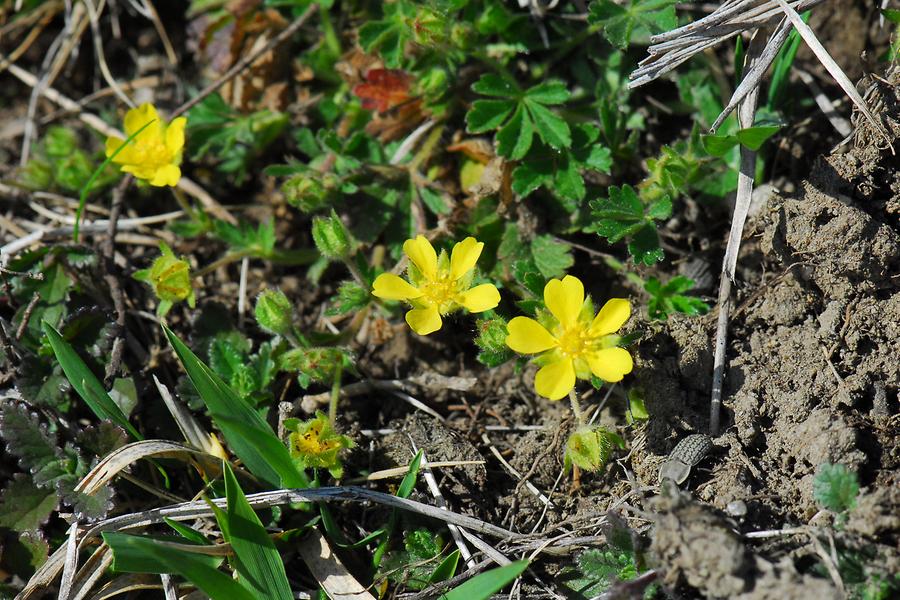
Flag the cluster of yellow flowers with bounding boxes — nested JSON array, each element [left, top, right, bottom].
[[105, 104, 632, 402], [373, 237, 632, 400]]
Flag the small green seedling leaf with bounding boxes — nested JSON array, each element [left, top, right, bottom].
[[442, 560, 529, 600], [701, 125, 780, 157], [813, 463, 860, 515]]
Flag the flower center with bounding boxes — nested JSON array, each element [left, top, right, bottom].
[[419, 275, 456, 309], [556, 324, 591, 359], [132, 137, 173, 169]]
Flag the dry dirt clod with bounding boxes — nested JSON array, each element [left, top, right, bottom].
[[659, 433, 714, 485]]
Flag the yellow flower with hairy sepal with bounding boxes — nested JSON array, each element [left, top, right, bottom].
[[505, 275, 633, 400], [372, 235, 500, 335], [105, 103, 186, 187]]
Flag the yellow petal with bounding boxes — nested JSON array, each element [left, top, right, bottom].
[[105, 136, 126, 160], [124, 103, 159, 136], [544, 275, 584, 328], [166, 117, 187, 154], [149, 164, 181, 187], [590, 298, 631, 337], [505, 317, 557, 354], [406, 305, 442, 335], [372, 273, 422, 300], [456, 283, 499, 312], [585, 347, 633, 382], [450, 237, 484, 280], [403, 235, 438, 280], [534, 358, 576, 400]]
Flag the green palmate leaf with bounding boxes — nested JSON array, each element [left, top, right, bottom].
[[103, 532, 253, 600], [219, 462, 292, 600], [467, 75, 571, 159], [588, 0, 677, 49], [0, 474, 58, 531], [645, 275, 709, 320], [813, 463, 860, 514], [42, 322, 142, 440], [524, 99, 571, 149], [442, 560, 529, 599], [524, 80, 570, 104], [588, 185, 670, 265], [563, 547, 638, 599], [163, 325, 306, 488], [530, 235, 574, 279], [511, 123, 611, 205], [472, 73, 519, 97], [466, 100, 516, 133], [496, 104, 534, 160]]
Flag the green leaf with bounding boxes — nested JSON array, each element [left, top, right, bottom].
[[524, 100, 571, 149], [524, 80, 570, 104], [628, 224, 664, 266], [530, 235, 574, 279], [588, 0, 677, 49], [466, 99, 515, 134], [429, 549, 460, 584], [442, 560, 529, 600], [471, 73, 519, 98], [496, 104, 534, 160], [588, 185, 668, 265], [103, 532, 254, 600], [398, 450, 423, 498], [163, 325, 307, 488], [42, 322, 142, 440], [813, 463, 860, 514], [0, 474, 58, 531], [735, 125, 780, 150], [219, 462, 292, 600]]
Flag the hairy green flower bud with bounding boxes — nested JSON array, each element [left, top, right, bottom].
[[133, 242, 195, 316], [311, 210, 352, 260], [254, 289, 293, 336], [564, 426, 624, 473], [282, 173, 337, 213]]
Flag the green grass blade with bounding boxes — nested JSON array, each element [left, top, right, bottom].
[[103, 532, 254, 600], [162, 324, 305, 488], [441, 560, 528, 600], [373, 450, 424, 568], [73, 118, 155, 241], [219, 462, 293, 600], [42, 321, 142, 440]]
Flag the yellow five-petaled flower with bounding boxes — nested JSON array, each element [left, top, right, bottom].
[[105, 103, 186, 187], [372, 235, 500, 335], [506, 275, 633, 401]]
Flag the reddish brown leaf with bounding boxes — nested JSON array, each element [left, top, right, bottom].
[[352, 69, 413, 113]]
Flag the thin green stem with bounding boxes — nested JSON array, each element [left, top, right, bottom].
[[170, 186, 197, 221], [193, 249, 253, 279], [569, 388, 585, 426], [328, 362, 343, 427]]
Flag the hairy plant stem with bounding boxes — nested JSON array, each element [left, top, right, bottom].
[[193, 249, 252, 279], [568, 389, 585, 426], [328, 362, 343, 427], [170, 186, 197, 221]]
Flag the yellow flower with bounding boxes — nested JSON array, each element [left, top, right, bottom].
[[372, 235, 500, 335], [105, 103, 186, 187], [505, 275, 633, 400]]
